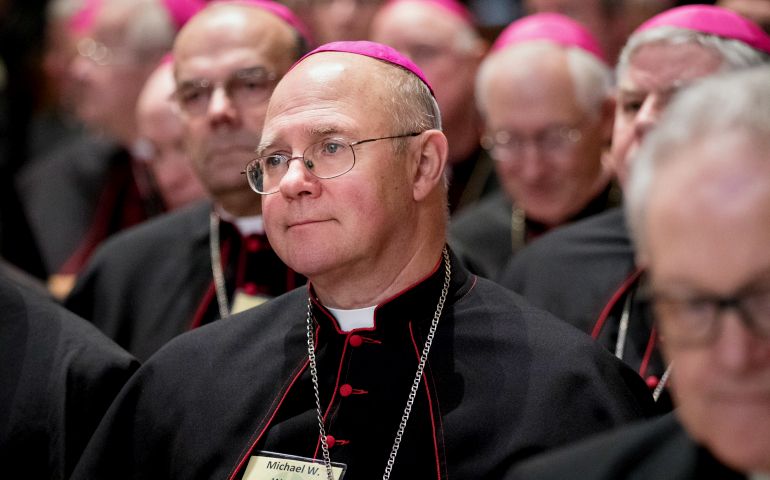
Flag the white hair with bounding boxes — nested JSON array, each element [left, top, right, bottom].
[[617, 26, 770, 80], [476, 41, 613, 121], [625, 66, 770, 256]]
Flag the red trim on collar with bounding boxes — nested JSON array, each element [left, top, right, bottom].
[[639, 325, 657, 377], [591, 268, 644, 339], [306, 248, 445, 334]]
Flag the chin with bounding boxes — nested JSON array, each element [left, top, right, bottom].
[[684, 405, 770, 474]]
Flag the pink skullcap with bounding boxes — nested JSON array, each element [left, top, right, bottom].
[[380, 0, 476, 27], [213, 0, 314, 47], [491, 13, 607, 63], [635, 5, 770, 54], [69, 0, 102, 35], [291, 41, 435, 96], [161, 0, 206, 31]]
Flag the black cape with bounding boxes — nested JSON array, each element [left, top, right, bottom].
[[71, 251, 656, 480], [499, 207, 634, 332], [450, 184, 618, 281], [0, 274, 139, 480], [498, 208, 669, 406], [65, 201, 303, 362], [506, 412, 746, 479], [16, 134, 160, 275]]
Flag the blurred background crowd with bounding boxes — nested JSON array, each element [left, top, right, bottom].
[[5, 0, 769, 298]]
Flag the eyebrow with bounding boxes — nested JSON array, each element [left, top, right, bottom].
[[256, 125, 347, 156], [617, 81, 694, 98]]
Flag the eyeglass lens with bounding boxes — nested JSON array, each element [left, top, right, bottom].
[[485, 125, 582, 161], [247, 138, 356, 194]]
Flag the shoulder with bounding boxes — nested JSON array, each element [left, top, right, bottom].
[[139, 286, 310, 382], [500, 207, 633, 290], [1, 275, 137, 371], [1, 275, 139, 478], [506, 413, 716, 480], [514, 207, 628, 264], [453, 276, 614, 356], [79, 201, 210, 268]]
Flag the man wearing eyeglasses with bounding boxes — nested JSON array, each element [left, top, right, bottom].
[[448, 14, 618, 281], [65, 1, 309, 362], [507, 67, 770, 480], [499, 6, 770, 407], [71, 40, 655, 480]]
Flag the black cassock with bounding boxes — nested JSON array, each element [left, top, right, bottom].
[[65, 201, 303, 361], [506, 413, 746, 480], [72, 251, 656, 480], [0, 274, 139, 480]]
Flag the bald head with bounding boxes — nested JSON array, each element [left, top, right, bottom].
[[258, 51, 449, 305], [171, 2, 308, 217], [175, 3, 302, 76]]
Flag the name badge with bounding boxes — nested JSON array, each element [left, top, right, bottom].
[[242, 451, 346, 479], [231, 291, 272, 314]]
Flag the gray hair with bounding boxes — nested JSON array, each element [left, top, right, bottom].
[[617, 26, 770, 80], [381, 63, 442, 156], [476, 41, 613, 121], [625, 67, 770, 256]]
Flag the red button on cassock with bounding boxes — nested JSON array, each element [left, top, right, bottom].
[[246, 237, 260, 252], [340, 384, 353, 397], [349, 335, 362, 347], [646, 376, 659, 389], [326, 435, 336, 448], [243, 283, 257, 295]]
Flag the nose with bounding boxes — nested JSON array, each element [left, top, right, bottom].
[[278, 156, 319, 198], [207, 86, 239, 128], [519, 141, 547, 182]]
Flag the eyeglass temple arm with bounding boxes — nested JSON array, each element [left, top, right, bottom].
[[350, 132, 421, 147]]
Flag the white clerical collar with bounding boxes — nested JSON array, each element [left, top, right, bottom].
[[214, 205, 264, 235], [325, 305, 376, 332], [750, 472, 770, 480]]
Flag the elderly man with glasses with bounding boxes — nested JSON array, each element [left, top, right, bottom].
[[65, 1, 309, 362], [72, 41, 655, 480], [449, 13, 619, 281], [507, 66, 770, 480], [500, 6, 770, 409]]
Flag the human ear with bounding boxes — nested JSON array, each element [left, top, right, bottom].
[[412, 130, 448, 202]]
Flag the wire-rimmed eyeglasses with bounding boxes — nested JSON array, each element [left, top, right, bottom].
[[243, 133, 422, 194], [481, 123, 584, 162]]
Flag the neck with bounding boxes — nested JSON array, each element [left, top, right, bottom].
[[214, 189, 262, 218], [312, 200, 447, 309]]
